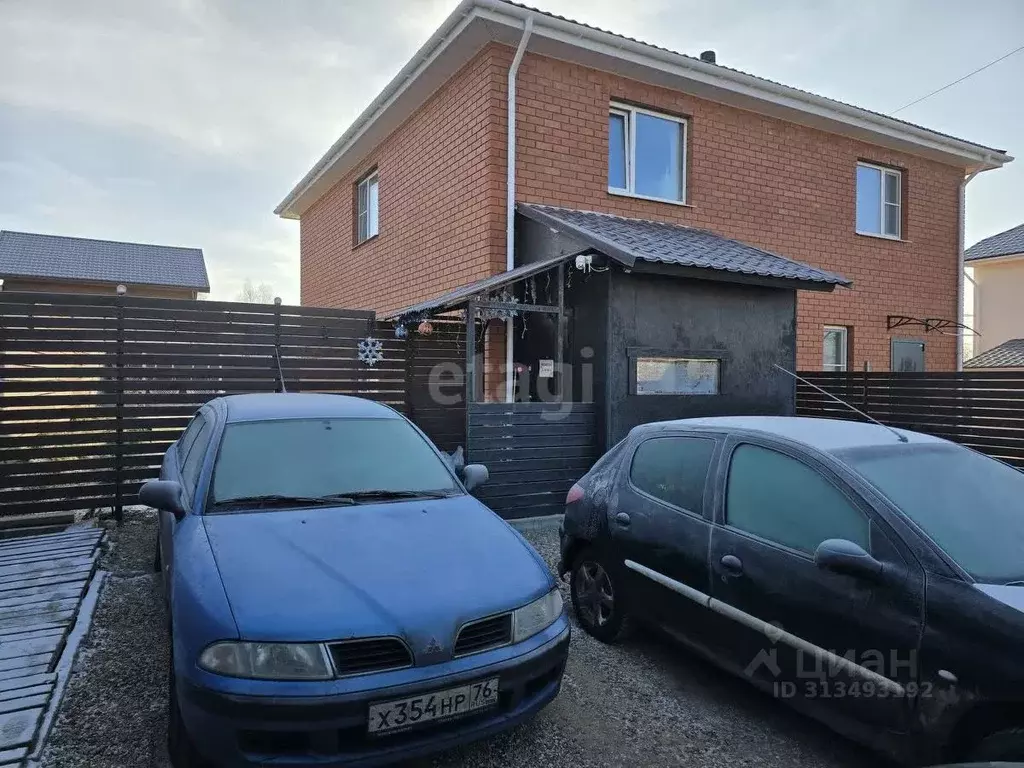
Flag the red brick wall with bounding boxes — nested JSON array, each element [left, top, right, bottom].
[[505, 47, 963, 372], [299, 42, 964, 371], [299, 47, 507, 316]]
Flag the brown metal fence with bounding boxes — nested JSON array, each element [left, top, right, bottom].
[[795, 370, 1024, 467], [0, 292, 465, 519]]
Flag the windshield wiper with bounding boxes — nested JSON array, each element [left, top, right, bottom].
[[342, 489, 456, 502], [212, 494, 357, 509]]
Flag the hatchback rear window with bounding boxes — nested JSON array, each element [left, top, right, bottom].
[[211, 418, 456, 505]]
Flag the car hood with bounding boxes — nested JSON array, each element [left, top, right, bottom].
[[974, 583, 1024, 613], [202, 496, 552, 652]]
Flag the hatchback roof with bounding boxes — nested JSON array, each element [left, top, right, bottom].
[[646, 415, 948, 452], [215, 393, 401, 423]]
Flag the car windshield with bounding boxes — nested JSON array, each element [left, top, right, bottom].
[[842, 443, 1024, 584], [210, 417, 457, 509]]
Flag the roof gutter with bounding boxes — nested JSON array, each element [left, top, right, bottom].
[[504, 15, 533, 403]]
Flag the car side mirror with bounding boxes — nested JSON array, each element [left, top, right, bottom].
[[461, 464, 489, 492], [814, 538, 884, 580], [139, 480, 187, 521]]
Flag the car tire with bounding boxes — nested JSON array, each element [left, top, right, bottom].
[[167, 645, 207, 768], [968, 726, 1024, 762], [570, 549, 629, 643]]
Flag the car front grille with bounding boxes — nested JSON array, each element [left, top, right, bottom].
[[453, 613, 512, 657], [328, 637, 412, 677]]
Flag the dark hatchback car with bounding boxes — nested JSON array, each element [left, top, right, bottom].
[[559, 416, 1024, 765]]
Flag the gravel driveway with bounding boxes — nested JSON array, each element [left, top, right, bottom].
[[41, 514, 878, 768]]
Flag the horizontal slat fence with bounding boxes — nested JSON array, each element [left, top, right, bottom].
[[467, 401, 598, 519], [405, 319, 467, 454], [795, 371, 1024, 467], [0, 292, 466, 519]]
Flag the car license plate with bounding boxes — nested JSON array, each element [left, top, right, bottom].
[[367, 677, 499, 735]]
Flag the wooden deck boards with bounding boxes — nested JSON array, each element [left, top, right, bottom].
[[0, 528, 102, 765]]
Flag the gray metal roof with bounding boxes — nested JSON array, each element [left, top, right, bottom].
[[386, 250, 585, 320], [0, 231, 210, 291], [965, 223, 1024, 262], [964, 339, 1024, 369], [648, 415, 944, 451], [517, 204, 851, 290]]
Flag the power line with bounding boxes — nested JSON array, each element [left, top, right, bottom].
[[892, 43, 1024, 114]]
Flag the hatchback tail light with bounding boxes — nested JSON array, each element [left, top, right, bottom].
[[566, 483, 584, 505]]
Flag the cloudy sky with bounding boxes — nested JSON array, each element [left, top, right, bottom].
[[1, 0, 1021, 302]]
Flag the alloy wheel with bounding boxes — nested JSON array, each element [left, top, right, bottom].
[[575, 560, 615, 628]]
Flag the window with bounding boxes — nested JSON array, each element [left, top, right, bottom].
[[630, 436, 715, 514], [845, 444, 1024, 584], [210, 418, 456, 507], [181, 416, 213, 494], [635, 357, 719, 395], [726, 444, 870, 554], [856, 162, 901, 238], [891, 339, 925, 372], [356, 171, 379, 243], [823, 326, 848, 372], [608, 104, 687, 203], [176, 415, 205, 469]]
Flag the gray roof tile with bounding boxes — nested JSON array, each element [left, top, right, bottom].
[[964, 339, 1024, 369], [965, 223, 1024, 262], [517, 204, 850, 289], [0, 231, 210, 291]]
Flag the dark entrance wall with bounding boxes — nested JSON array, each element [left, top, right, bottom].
[[604, 270, 797, 447]]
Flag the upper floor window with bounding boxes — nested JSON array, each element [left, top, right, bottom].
[[823, 326, 848, 372], [608, 104, 687, 204], [357, 170, 379, 243], [856, 162, 901, 239]]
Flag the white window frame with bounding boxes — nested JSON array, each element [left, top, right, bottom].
[[356, 171, 379, 244], [823, 326, 849, 372], [608, 103, 688, 206], [856, 162, 902, 240]]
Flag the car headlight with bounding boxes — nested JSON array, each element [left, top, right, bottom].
[[512, 588, 564, 643], [198, 641, 332, 680]]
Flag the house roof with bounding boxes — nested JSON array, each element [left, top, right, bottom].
[[0, 231, 210, 291], [965, 223, 1024, 262], [964, 339, 1024, 369], [518, 204, 851, 290], [275, 0, 1010, 219], [387, 250, 584, 320]]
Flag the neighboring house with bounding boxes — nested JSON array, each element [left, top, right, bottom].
[[0, 231, 210, 299], [276, 0, 1010, 393], [963, 338, 1024, 371], [965, 222, 1024, 358]]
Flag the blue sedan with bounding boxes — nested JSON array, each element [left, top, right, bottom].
[[141, 393, 569, 767]]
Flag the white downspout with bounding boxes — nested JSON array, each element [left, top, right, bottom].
[[504, 15, 533, 403], [957, 159, 987, 370]]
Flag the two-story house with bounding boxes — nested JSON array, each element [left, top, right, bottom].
[[964, 223, 1024, 369], [276, 0, 1009, 400]]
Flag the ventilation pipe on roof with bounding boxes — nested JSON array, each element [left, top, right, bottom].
[[958, 160, 987, 370], [699, 50, 716, 64], [504, 15, 534, 403]]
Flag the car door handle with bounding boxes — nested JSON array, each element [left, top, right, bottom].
[[614, 512, 631, 527], [720, 554, 744, 575]]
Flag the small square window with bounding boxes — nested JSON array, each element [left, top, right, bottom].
[[823, 326, 848, 372], [356, 171, 379, 244], [608, 103, 687, 204], [856, 162, 901, 238], [635, 357, 719, 395]]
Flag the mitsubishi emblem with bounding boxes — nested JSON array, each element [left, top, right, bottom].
[[424, 636, 443, 654]]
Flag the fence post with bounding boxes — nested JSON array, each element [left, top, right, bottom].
[[114, 291, 125, 523], [404, 331, 417, 422], [273, 297, 283, 392]]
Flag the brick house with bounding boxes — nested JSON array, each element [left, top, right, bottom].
[[277, 0, 1009, 397], [0, 231, 209, 299]]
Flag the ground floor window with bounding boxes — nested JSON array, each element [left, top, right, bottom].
[[634, 357, 720, 395], [892, 339, 925, 372], [823, 326, 849, 372]]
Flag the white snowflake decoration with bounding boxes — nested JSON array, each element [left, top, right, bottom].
[[357, 337, 384, 366]]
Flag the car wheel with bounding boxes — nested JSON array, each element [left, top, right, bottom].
[[570, 549, 629, 643], [167, 644, 207, 768], [968, 725, 1024, 762]]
